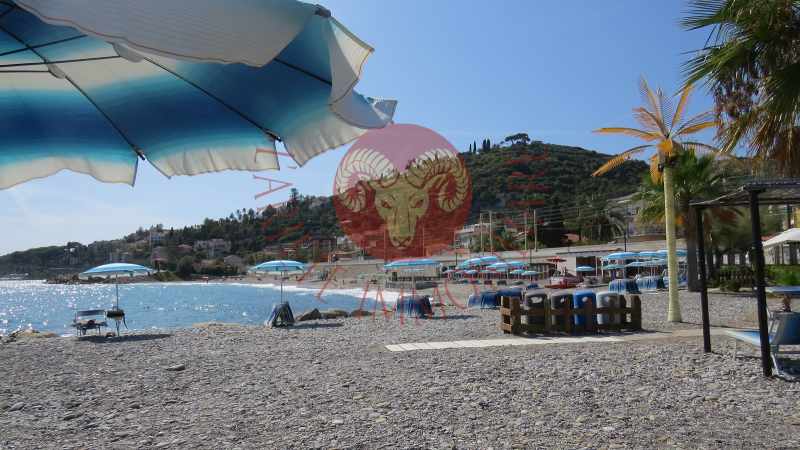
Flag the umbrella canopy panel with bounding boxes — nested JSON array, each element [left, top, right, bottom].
[[602, 252, 637, 261], [0, 1, 396, 189], [251, 260, 306, 273], [80, 262, 154, 278], [384, 258, 439, 269]]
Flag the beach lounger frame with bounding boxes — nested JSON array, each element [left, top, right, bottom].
[[727, 311, 800, 378], [72, 309, 108, 336]]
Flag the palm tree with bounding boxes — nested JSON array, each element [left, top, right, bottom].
[[683, 0, 800, 175], [634, 152, 739, 291], [593, 79, 717, 322], [565, 195, 626, 243]]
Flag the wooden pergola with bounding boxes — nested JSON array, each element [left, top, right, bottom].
[[691, 179, 800, 377]]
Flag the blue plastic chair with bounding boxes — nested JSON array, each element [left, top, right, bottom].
[[572, 290, 597, 327], [636, 276, 663, 292], [396, 296, 433, 318], [596, 291, 621, 326], [468, 291, 500, 309], [550, 292, 573, 328], [609, 278, 641, 295]]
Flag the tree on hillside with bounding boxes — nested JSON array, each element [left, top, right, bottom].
[[176, 256, 194, 279], [684, 0, 800, 175], [593, 79, 718, 322], [503, 133, 531, 146]]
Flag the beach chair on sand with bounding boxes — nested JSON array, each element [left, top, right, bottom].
[[727, 312, 800, 378], [72, 309, 108, 336]]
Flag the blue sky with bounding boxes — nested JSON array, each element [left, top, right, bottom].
[[0, 1, 716, 255]]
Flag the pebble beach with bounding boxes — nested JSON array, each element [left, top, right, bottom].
[[2, 289, 799, 449]]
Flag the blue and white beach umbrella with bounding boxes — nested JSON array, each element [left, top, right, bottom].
[[251, 260, 306, 303], [0, 1, 395, 189], [80, 263, 154, 308], [487, 262, 509, 271], [657, 249, 688, 258], [384, 258, 439, 270], [575, 266, 595, 272], [603, 252, 637, 261]]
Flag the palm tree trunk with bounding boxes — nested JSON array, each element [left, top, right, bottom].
[[663, 166, 682, 322], [685, 203, 700, 292]]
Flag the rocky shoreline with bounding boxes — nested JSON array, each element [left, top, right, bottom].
[[2, 290, 799, 449]]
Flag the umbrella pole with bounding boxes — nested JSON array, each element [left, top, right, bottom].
[[281, 271, 285, 303], [115, 274, 119, 309]]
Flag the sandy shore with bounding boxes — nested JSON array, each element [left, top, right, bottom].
[[2, 290, 799, 449]]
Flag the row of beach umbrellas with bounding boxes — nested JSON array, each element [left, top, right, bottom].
[[80, 259, 306, 320], [601, 250, 687, 262]]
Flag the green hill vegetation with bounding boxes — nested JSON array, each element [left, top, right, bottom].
[[0, 135, 646, 278]]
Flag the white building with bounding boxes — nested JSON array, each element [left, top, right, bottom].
[[193, 239, 231, 257]]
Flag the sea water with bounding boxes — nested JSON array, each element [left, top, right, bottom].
[[0, 280, 397, 336]]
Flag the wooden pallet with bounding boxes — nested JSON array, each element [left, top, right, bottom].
[[500, 294, 641, 335]]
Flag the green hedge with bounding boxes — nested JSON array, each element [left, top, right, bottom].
[[767, 265, 800, 286]]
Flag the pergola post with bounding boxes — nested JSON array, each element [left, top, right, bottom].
[[748, 189, 772, 377], [694, 206, 711, 353]]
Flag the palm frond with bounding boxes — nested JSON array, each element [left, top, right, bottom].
[[593, 127, 661, 141], [676, 120, 718, 137], [672, 83, 693, 128], [675, 110, 716, 133], [658, 88, 674, 132], [681, 140, 721, 156], [633, 107, 668, 136], [649, 154, 662, 183], [592, 145, 652, 176], [681, 0, 730, 31], [639, 78, 664, 124]]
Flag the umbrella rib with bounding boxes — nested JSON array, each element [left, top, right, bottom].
[[0, 35, 86, 58], [0, 55, 121, 67], [272, 57, 332, 87], [0, 23, 144, 161], [141, 56, 283, 143], [0, 69, 49, 73]]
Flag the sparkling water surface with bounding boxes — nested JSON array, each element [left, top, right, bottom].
[[0, 280, 390, 336]]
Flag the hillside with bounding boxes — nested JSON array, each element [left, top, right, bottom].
[[462, 138, 645, 218], [0, 136, 646, 277]]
